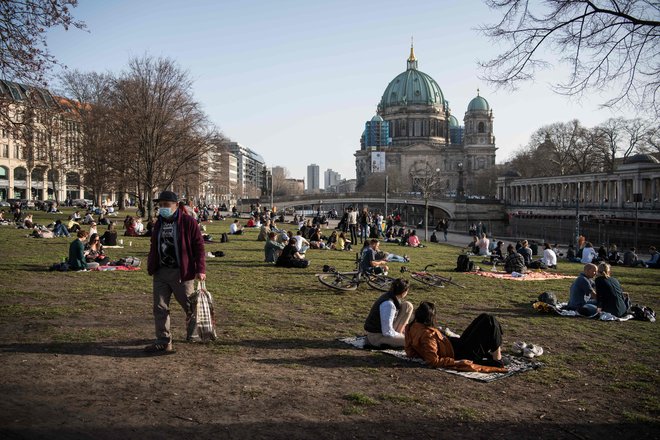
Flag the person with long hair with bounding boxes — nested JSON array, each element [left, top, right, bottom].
[[363, 279, 413, 348], [595, 263, 630, 317], [405, 301, 507, 370]]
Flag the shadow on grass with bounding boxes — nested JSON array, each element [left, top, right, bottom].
[[255, 353, 413, 369], [220, 338, 342, 350], [0, 339, 156, 358]]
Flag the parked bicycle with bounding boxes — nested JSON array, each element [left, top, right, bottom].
[[317, 265, 396, 292], [401, 264, 466, 289]]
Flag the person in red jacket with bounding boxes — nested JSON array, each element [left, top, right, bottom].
[[145, 190, 206, 354]]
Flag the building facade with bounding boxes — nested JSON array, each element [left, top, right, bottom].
[[307, 163, 320, 192], [228, 142, 266, 198], [355, 46, 497, 194], [0, 80, 88, 202], [324, 168, 341, 189]]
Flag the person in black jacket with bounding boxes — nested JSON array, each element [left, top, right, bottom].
[[594, 263, 630, 317]]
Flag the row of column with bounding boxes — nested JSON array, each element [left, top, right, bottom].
[[503, 177, 659, 209]]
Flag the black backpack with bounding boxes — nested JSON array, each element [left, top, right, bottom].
[[455, 255, 474, 272], [220, 233, 229, 243]]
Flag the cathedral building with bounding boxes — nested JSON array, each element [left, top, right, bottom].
[[355, 45, 497, 194]]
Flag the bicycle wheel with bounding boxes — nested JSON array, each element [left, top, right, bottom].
[[410, 272, 445, 288], [317, 273, 359, 291], [367, 274, 395, 292]]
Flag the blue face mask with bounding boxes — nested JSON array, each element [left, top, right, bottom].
[[159, 207, 173, 218]]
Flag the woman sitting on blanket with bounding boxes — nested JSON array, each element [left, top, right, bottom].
[[85, 233, 110, 266], [405, 301, 507, 371], [364, 279, 414, 348], [594, 263, 630, 317], [101, 222, 118, 246]]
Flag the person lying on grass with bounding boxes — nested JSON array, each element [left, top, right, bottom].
[[364, 278, 413, 348], [405, 301, 508, 371]]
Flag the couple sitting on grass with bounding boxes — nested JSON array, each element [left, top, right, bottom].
[[364, 279, 507, 372]]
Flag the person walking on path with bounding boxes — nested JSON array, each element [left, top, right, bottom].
[[145, 190, 206, 354]]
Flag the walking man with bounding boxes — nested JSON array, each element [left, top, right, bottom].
[[145, 190, 206, 354]]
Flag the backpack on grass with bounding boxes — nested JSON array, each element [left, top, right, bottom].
[[220, 233, 229, 243], [118, 256, 141, 267], [455, 255, 474, 272]]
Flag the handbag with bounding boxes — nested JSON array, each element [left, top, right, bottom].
[[190, 281, 217, 342]]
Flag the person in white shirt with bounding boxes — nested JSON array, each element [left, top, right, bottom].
[[363, 279, 414, 348], [581, 242, 597, 264], [477, 233, 490, 256], [294, 230, 310, 254], [229, 219, 243, 235], [347, 207, 358, 245], [89, 222, 98, 237], [541, 242, 558, 268]]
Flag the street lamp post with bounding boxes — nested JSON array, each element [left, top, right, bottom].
[[575, 182, 580, 250]]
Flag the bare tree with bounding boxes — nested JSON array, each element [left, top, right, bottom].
[[597, 118, 625, 172], [479, 0, 660, 116], [409, 162, 444, 241], [0, 0, 85, 125], [621, 117, 652, 158], [58, 70, 115, 206], [111, 56, 212, 218]]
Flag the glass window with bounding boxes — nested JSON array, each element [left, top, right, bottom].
[[2, 144, 7, 158]]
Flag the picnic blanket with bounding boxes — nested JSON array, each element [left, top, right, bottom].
[[339, 336, 542, 383], [92, 265, 141, 271], [532, 301, 634, 321], [470, 271, 574, 281]]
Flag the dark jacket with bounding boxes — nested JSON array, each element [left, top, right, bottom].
[[595, 276, 627, 317], [147, 211, 205, 281], [68, 239, 86, 270]]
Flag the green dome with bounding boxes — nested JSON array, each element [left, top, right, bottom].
[[468, 94, 490, 111], [379, 55, 444, 109], [371, 114, 384, 122], [449, 115, 459, 127]]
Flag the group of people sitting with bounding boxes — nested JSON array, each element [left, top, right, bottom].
[[364, 279, 507, 371], [567, 242, 659, 268]]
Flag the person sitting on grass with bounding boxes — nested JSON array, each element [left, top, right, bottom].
[[264, 231, 285, 263], [581, 242, 597, 264], [85, 233, 110, 266], [333, 231, 352, 251], [607, 244, 622, 265], [622, 247, 645, 267], [503, 244, 526, 274], [294, 230, 310, 255], [275, 238, 309, 268], [257, 219, 271, 241], [541, 242, 557, 269], [405, 302, 507, 370], [67, 215, 81, 233], [364, 279, 414, 348], [477, 233, 490, 256], [23, 214, 34, 229], [68, 230, 99, 271], [595, 263, 631, 317], [566, 263, 598, 316], [88, 222, 98, 237], [407, 230, 422, 247], [519, 240, 533, 266], [490, 241, 505, 265], [360, 239, 389, 275], [52, 219, 70, 237], [645, 246, 660, 269], [82, 212, 94, 225], [124, 216, 138, 237], [229, 219, 243, 235], [101, 222, 118, 246], [246, 217, 257, 228]]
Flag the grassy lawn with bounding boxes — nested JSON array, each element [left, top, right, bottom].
[[0, 207, 658, 438]]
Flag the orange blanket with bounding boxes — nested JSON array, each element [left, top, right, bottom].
[[469, 271, 573, 281]]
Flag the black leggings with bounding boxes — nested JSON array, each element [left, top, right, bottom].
[[450, 313, 502, 362]]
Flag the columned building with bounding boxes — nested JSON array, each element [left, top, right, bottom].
[[496, 154, 660, 213], [355, 45, 497, 193]]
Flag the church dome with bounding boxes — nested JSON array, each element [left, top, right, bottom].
[[379, 47, 445, 109], [467, 92, 490, 111], [449, 115, 460, 127]]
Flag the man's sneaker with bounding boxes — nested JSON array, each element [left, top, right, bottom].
[[144, 342, 175, 354], [523, 344, 543, 359], [512, 341, 527, 355]]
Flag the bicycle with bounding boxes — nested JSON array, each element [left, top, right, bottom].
[[316, 265, 396, 292], [401, 264, 466, 289]]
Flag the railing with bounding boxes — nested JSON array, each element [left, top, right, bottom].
[[272, 192, 499, 204]]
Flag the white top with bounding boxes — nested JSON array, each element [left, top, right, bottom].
[[581, 247, 597, 264], [379, 300, 402, 338], [294, 235, 308, 251], [542, 248, 557, 266], [348, 211, 358, 225], [230, 223, 240, 234], [477, 238, 490, 255]]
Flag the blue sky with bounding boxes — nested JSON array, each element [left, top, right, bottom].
[[45, 0, 641, 184]]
